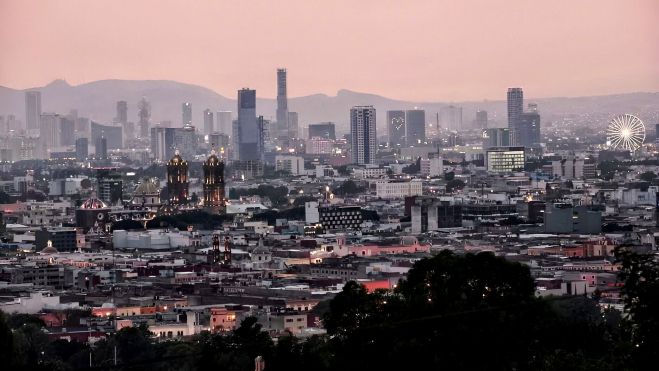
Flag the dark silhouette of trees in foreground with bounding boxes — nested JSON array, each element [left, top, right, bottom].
[[0, 249, 657, 370]]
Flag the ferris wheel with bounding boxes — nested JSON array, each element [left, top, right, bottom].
[[606, 114, 645, 151]]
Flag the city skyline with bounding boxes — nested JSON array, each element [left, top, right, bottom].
[[1, 0, 657, 101]]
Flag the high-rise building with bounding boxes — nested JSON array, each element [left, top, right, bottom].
[[482, 128, 516, 148], [288, 111, 299, 138], [203, 109, 214, 135], [95, 137, 108, 160], [308, 122, 336, 140], [406, 109, 426, 145], [507, 88, 524, 129], [25, 91, 42, 130], [276, 68, 289, 138], [235, 88, 261, 161], [182, 102, 192, 126], [216, 111, 232, 135], [39, 113, 62, 150], [60, 117, 75, 146], [115, 101, 128, 124], [387, 111, 406, 147], [202, 151, 225, 211], [96, 168, 122, 205], [174, 124, 198, 160], [440, 105, 462, 131], [350, 106, 377, 165], [138, 97, 151, 138], [75, 138, 88, 161], [475, 110, 488, 129], [167, 150, 189, 205], [91, 122, 122, 149], [516, 111, 541, 147], [150, 126, 176, 162]]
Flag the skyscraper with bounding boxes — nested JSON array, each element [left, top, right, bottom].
[[507, 88, 524, 129], [235, 88, 261, 161], [115, 101, 128, 124], [150, 126, 176, 161], [276, 68, 289, 138], [75, 138, 88, 161], [288, 111, 299, 138], [387, 110, 406, 147], [440, 105, 463, 131], [174, 124, 198, 160], [25, 91, 42, 131], [95, 137, 108, 160], [406, 109, 426, 145], [475, 110, 488, 129], [59, 116, 75, 146], [350, 106, 377, 165], [138, 97, 151, 138], [39, 113, 61, 150], [517, 111, 541, 147], [167, 150, 189, 206], [216, 111, 232, 135], [203, 109, 214, 135], [182, 102, 192, 126]]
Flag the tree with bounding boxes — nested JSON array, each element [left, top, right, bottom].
[[0, 191, 11, 204], [616, 247, 659, 369], [639, 171, 657, 183], [445, 179, 465, 193], [80, 178, 92, 189], [444, 171, 455, 181]]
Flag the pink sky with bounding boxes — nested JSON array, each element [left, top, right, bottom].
[[0, 0, 657, 101]]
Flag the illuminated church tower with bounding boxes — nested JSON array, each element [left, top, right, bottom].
[[203, 150, 225, 211], [167, 150, 189, 205]]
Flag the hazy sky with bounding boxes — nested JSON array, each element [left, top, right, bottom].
[[1, 0, 658, 101]]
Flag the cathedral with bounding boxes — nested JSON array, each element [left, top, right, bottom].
[[202, 150, 225, 212], [166, 150, 189, 206]]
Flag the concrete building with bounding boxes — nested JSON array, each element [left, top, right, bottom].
[[507, 87, 524, 129], [91, 122, 123, 149], [483, 128, 516, 148], [387, 110, 406, 147], [405, 109, 426, 145], [350, 106, 377, 165], [376, 180, 423, 199], [35, 227, 77, 252], [276, 68, 289, 138], [275, 155, 305, 175], [182, 102, 192, 125], [308, 122, 336, 140], [203, 109, 214, 135], [25, 91, 42, 131], [235, 88, 261, 161], [544, 203, 602, 234], [486, 147, 525, 173], [216, 111, 232, 135], [411, 199, 462, 233], [420, 158, 443, 177]]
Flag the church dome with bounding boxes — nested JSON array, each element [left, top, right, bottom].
[[80, 197, 108, 209]]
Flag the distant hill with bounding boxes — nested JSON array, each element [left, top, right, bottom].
[[1, 79, 657, 134]]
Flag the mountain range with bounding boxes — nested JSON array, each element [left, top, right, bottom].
[[1, 79, 658, 133]]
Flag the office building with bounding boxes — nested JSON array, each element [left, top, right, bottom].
[[507, 88, 524, 129], [138, 97, 151, 138], [174, 124, 198, 160], [150, 126, 176, 162], [182, 102, 192, 125], [203, 109, 214, 135], [95, 137, 108, 160], [350, 106, 377, 165], [516, 111, 541, 147], [75, 138, 88, 161], [115, 101, 128, 124], [317, 205, 363, 232], [25, 91, 42, 131], [96, 168, 123, 205], [545, 203, 602, 234], [420, 157, 443, 177], [387, 111, 406, 147], [406, 109, 426, 145], [307, 137, 334, 155], [91, 122, 122, 149], [410, 198, 462, 233], [208, 133, 230, 150], [276, 68, 289, 138], [288, 111, 299, 138], [376, 180, 423, 199], [486, 146, 525, 173], [39, 113, 62, 150], [202, 151, 225, 211], [475, 110, 488, 129], [167, 150, 189, 205], [275, 155, 305, 175], [235, 88, 261, 161], [216, 111, 232, 135], [440, 105, 462, 131], [483, 128, 517, 148], [308, 122, 336, 140], [35, 228, 77, 252], [60, 117, 75, 146]]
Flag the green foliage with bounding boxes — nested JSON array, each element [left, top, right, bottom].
[[147, 211, 229, 230], [111, 219, 145, 231], [229, 185, 289, 206], [0, 191, 11, 204], [638, 171, 657, 183], [445, 178, 465, 193], [333, 180, 365, 196], [444, 171, 455, 181]]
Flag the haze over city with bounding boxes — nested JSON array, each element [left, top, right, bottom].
[[2, 1, 659, 371], [1, 0, 658, 101]]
